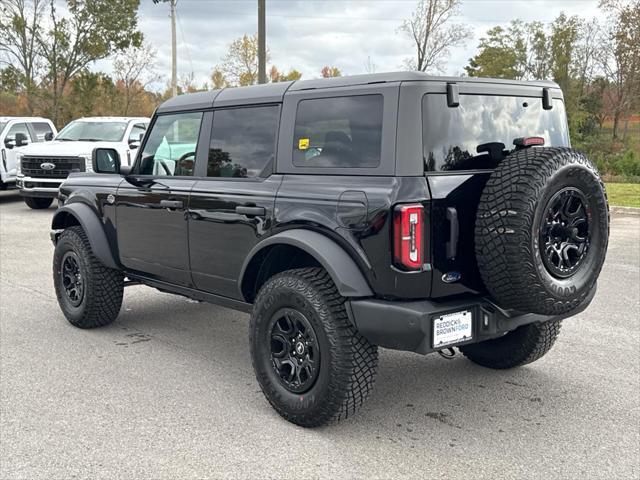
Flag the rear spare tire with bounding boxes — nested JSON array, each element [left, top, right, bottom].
[[475, 147, 608, 316]]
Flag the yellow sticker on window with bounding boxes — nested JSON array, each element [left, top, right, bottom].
[[298, 138, 310, 150]]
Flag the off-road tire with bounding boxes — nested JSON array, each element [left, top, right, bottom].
[[53, 226, 124, 328], [460, 320, 562, 369], [475, 147, 609, 316], [250, 267, 378, 427], [24, 197, 53, 209]]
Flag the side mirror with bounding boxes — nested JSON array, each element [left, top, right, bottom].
[[4, 137, 16, 149], [92, 148, 121, 174], [15, 132, 29, 147], [128, 132, 145, 149], [44, 132, 54, 141]]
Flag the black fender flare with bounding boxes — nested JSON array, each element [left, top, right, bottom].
[[51, 203, 119, 269], [238, 229, 374, 299]]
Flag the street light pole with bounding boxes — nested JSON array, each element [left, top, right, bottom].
[[258, 0, 266, 84], [171, 0, 178, 96]]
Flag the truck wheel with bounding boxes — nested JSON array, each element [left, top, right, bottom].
[[250, 267, 378, 427], [476, 147, 609, 316], [24, 197, 53, 209], [53, 226, 124, 328], [460, 320, 562, 369]]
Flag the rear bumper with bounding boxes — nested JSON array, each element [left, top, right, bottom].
[[347, 285, 597, 355]]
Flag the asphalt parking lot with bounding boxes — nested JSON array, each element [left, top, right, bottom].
[[0, 190, 638, 480]]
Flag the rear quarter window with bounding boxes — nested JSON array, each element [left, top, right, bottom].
[[423, 94, 569, 172], [293, 95, 383, 168]]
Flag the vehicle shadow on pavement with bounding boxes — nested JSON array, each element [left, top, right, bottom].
[[97, 289, 584, 438], [0, 191, 22, 204]]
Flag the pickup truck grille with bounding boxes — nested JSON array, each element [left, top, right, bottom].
[[21, 156, 85, 178]]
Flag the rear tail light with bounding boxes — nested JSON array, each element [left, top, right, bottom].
[[393, 203, 425, 271]]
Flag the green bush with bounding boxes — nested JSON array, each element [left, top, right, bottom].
[[574, 132, 639, 183], [613, 150, 640, 177]]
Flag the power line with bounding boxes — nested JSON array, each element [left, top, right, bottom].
[[175, 7, 195, 79], [142, 11, 407, 22]]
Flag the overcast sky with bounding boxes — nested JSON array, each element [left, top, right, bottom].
[[104, 0, 602, 89]]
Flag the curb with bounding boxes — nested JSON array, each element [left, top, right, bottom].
[[611, 206, 640, 216]]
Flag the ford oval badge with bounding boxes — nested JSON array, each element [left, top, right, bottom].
[[442, 271, 462, 283], [40, 162, 55, 170]]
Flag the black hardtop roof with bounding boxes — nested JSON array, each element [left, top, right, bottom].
[[157, 71, 560, 113]]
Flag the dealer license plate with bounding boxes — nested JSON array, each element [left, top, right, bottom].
[[432, 310, 473, 348]]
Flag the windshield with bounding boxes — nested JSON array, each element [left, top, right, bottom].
[[56, 121, 128, 142], [423, 94, 569, 172]]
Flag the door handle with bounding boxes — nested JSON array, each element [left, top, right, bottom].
[[160, 199, 184, 209], [236, 205, 265, 217], [446, 207, 459, 260]]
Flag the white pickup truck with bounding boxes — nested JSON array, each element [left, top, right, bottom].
[[16, 116, 149, 209], [0, 117, 57, 190]]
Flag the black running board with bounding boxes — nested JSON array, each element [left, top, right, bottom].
[[126, 274, 253, 313]]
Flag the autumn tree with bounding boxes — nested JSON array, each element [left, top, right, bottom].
[[37, 0, 142, 123], [598, 0, 640, 138], [210, 68, 228, 89], [217, 34, 264, 86], [321, 66, 342, 78], [0, 0, 46, 112], [400, 0, 471, 72], [113, 43, 158, 115], [213, 34, 303, 87], [269, 66, 302, 82]]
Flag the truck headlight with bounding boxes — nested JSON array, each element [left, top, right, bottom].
[[15, 154, 22, 175]]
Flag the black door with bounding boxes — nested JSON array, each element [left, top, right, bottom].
[[116, 179, 195, 286], [116, 111, 206, 287], [188, 104, 282, 299]]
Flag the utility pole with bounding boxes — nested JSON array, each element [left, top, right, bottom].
[[171, 0, 177, 97], [258, 0, 266, 84]]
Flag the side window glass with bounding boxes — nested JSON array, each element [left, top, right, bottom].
[[208, 105, 279, 178], [7, 123, 33, 144], [128, 123, 147, 144], [31, 122, 54, 141], [293, 95, 383, 168], [138, 113, 203, 176]]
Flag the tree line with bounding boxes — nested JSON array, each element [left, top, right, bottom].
[[1, 0, 637, 178]]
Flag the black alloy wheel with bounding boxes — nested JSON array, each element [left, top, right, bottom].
[[250, 268, 378, 427], [60, 251, 85, 307], [539, 187, 590, 278], [53, 226, 124, 328], [269, 308, 320, 393]]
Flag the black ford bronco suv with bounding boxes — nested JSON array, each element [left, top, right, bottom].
[[50, 72, 609, 427]]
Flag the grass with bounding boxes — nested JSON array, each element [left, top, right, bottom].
[[605, 183, 640, 208]]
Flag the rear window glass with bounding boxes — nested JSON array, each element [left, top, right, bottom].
[[423, 94, 569, 172], [293, 95, 383, 168]]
